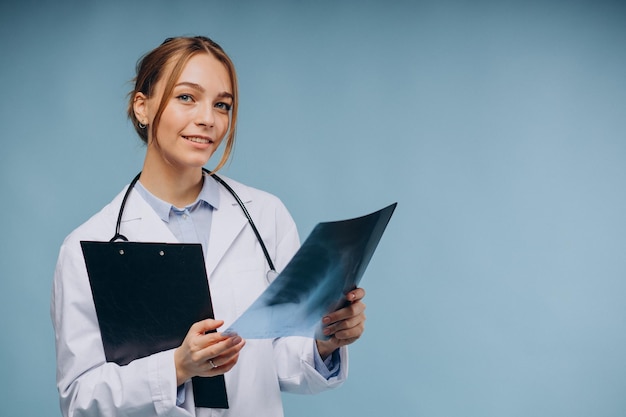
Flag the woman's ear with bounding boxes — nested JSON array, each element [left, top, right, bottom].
[[133, 92, 149, 125]]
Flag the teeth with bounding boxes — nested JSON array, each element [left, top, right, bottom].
[[185, 136, 211, 144]]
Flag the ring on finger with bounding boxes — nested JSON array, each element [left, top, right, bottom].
[[209, 359, 218, 369]]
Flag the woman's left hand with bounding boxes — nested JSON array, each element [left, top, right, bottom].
[[316, 288, 366, 360]]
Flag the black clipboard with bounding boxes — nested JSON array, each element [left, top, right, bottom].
[[80, 241, 228, 409]]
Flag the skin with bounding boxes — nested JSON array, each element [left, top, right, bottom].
[[316, 288, 367, 360], [134, 53, 233, 208], [133, 52, 366, 386]]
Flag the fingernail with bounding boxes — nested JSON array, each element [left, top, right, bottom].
[[323, 328, 331, 335], [323, 316, 330, 324], [231, 336, 242, 345]]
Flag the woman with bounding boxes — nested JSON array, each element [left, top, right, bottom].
[[51, 36, 366, 416]]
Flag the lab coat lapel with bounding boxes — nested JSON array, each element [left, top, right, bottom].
[[117, 190, 178, 243], [111, 181, 250, 276], [205, 181, 249, 277]]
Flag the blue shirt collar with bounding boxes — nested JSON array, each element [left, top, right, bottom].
[[135, 172, 221, 223]]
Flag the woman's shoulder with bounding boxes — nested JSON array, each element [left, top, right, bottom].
[[214, 175, 300, 256], [215, 175, 287, 209], [213, 175, 296, 232]]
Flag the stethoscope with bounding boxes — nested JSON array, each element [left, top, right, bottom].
[[110, 168, 277, 281]]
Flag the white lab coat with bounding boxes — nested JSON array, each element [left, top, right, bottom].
[[51, 175, 347, 417]]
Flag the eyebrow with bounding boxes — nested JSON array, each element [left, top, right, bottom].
[[175, 82, 233, 100]]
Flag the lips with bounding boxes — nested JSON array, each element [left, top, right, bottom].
[[183, 135, 213, 144]]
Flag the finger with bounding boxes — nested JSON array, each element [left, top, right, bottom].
[[322, 289, 366, 324], [190, 319, 224, 335], [323, 300, 366, 325], [323, 312, 366, 337], [324, 317, 365, 346], [198, 354, 237, 376], [205, 351, 242, 376], [332, 320, 365, 341], [213, 336, 246, 360], [208, 337, 246, 368], [197, 334, 244, 360], [200, 338, 246, 376], [346, 287, 366, 303], [187, 329, 233, 355], [331, 335, 360, 347]]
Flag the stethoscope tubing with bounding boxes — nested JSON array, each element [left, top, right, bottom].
[[110, 169, 277, 275]]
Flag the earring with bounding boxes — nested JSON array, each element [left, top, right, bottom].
[[138, 121, 147, 129]]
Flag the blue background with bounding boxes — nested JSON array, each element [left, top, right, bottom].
[[1, 1, 625, 416]]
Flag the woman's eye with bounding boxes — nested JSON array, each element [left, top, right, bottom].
[[215, 102, 232, 111], [177, 94, 193, 102]]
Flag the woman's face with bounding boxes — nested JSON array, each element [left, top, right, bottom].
[[136, 52, 233, 171]]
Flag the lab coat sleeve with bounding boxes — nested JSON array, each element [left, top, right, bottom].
[[269, 201, 348, 394], [274, 337, 348, 394], [51, 232, 192, 417]]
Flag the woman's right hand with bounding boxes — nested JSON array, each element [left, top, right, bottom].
[[174, 319, 246, 386]]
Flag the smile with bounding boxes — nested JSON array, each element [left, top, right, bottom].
[[183, 136, 213, 144]]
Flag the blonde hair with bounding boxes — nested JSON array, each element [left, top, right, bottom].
[[127, 36, 239, 172]]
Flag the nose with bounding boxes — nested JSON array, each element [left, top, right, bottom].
[[195, 102, 215, 127]]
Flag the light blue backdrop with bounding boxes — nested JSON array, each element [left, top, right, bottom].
[[1, 1, 625, 416]]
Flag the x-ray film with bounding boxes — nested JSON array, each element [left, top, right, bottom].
[[226, 203, 396, 339]]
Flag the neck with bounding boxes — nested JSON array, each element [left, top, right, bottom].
[[140, 151, 204, 208]]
